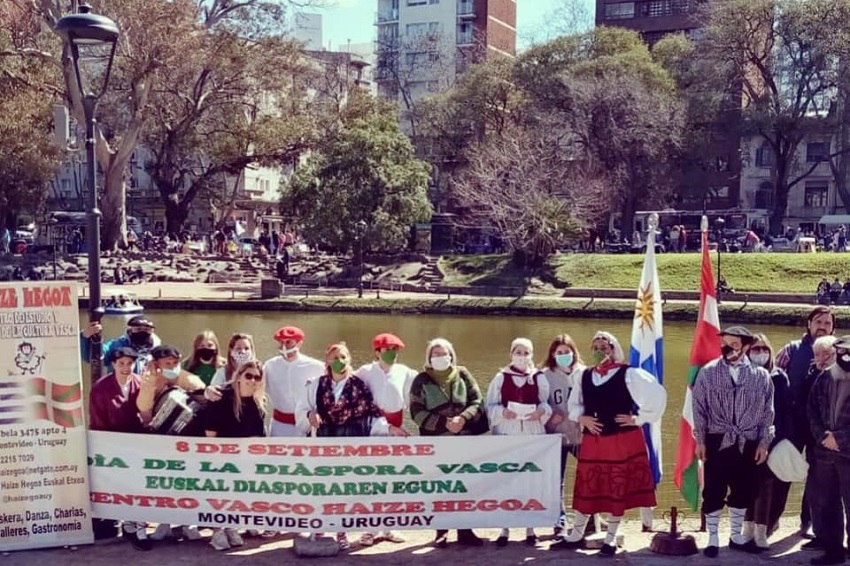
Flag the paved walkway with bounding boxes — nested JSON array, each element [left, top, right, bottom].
[[2, 523, 820, 566]]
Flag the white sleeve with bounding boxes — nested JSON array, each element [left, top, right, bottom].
[[486, 373, 506, 428], [626, 368, 667, 425], [536, 373, 552, 424], [295, 379, 319, 434], [567, 377, 585, 422], [370, 415, 390, 436], [210, 367, 227, 387]]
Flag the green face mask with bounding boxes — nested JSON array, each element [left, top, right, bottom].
[[592, 350, 606, 365], [330, 359, 347, 374], [380, 350, 398, 365]]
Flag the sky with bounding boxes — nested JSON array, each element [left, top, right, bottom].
[[312, 0, 592, 52]]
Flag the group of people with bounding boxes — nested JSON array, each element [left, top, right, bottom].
[[78, 305, 850, 563], [816, 278, 850, 305]]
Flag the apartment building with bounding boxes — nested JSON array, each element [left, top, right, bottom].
[[374, 0, 516, 104], [596, 0, 697, 45]]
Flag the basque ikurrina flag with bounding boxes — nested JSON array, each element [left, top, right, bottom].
[[629, 221, 663, 486], [673, 223, 721, 510]]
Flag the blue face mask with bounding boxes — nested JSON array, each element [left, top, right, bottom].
[[555, 353, 574, 369], [162, 366, 181, 380]]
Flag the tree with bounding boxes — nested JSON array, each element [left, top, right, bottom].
[[281, 94, 432, 253], [697, 0, 850, 232]]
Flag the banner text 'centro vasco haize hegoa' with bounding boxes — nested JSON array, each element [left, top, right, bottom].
[[88, 433, 561, 532], [0, 283, 93, 552]]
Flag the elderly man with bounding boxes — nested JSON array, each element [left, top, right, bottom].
[[692, 326, 774, 558], [807, 336, 850, 566], [776, 306, 835, 536]]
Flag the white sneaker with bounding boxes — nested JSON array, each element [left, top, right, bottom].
[[224, 529, 244, 547], [182, 526, 202, 541], [150, 524, 172, 541], [210, 530, 230, 551]]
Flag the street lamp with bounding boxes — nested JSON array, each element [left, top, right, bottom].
[[56, 4, 119, 383], [714, 217, 726, 301], [356, 220, 367, 298]]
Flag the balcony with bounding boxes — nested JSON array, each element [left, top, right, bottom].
[[374, 37, 401, 52], [457, 1, 475, 18], [375, 9, 399, 24]]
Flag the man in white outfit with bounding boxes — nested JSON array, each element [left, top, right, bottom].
[[263, 326, 324, 437], [354, 332, 417, 546]]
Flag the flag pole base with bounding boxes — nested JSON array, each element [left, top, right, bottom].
[[649, 533, 698, 556]]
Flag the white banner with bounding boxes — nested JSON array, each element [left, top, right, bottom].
[[88, 432, 561, 531], [0, 282, 93, 551]]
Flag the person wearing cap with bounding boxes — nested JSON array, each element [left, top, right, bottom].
[[807, 335, 850, 566], [487, 337, 551, 547], [354, 332, 417, 547], [80, 314, 162, 376], [775, 306, 834, 537], [409, 337, 487, 548], [88, 346, 150, 550], [691, 326, 774, 559], [550, 331, 666, 556], [263, 326, 324, 437]]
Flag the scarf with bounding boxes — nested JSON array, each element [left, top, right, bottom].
[[595, 360, 626, 375], [426, 367, 459, 395], [316, 374, 382, 426]]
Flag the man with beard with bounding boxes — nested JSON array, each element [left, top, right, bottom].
[[80, 315, 161, 376], [807, 336, 850, 565], [692, 326, 774, 558], [776, 306, 835, 536]]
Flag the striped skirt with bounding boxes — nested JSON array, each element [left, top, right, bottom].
[[572, 427, 657, 516]]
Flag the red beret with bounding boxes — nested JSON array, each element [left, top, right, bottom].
[[372, 333, 405, 350], [274, 326, 305, 342]]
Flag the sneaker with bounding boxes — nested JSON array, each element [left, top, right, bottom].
[[336, 533, 350, 551], [381, 531, 405, 543], [224, 529, 244, 547], [210, 530, 230, 551], [127, 529, 152, 551], [182, 526, 202, 541], [359, 533, 375, 547], [600, 543, 617, 556], [150, 524, 173, 541]]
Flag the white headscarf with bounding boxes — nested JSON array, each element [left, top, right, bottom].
[[424, 337, 457, 369], [510, 337, 533, 355], [591, 331, 625, 363]]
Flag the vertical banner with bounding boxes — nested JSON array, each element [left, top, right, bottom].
[[88, 433, 561, 531], [0, 282, 93, 551]]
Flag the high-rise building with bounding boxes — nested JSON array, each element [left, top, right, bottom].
[[293, 12, 324, 51], [595, 0, 697, 46], [374, 0, 516, 106]]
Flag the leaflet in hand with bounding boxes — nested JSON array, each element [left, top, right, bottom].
[[507, 401, 537, 420]]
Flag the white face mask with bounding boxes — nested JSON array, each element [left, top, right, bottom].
[[749, 352, 770, 367], [280, 346, 299, 357], [231, 351, 253, 365], [511, 354, 530, 371], [430, 355, 452, 371]]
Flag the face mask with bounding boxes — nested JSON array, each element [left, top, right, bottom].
[[555, 353, 574, 369], [721, 344, 742, 362], [129, 331, 152, 348], [197, 348, 216, 361], [380, 350, 398, 365], [838, 354, 850, 372], [161, 366, 181, 380], [280, 346, 299, 356], [430, 355, 452, 371], [232, 351, 253, 365], [330, 359, 347, 374], [511, 354, 530, 371], [749, 352, 770, 367], [591, 350, 606, 365]]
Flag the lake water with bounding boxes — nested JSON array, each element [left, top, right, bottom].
[[89, 310, 809, 524]]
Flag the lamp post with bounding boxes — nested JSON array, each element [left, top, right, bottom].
[[56, 4, 119, 383], [356, 220, 367, 298], [714, 217, 726, 301]]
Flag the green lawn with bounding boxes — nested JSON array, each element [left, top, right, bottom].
[[440, 252, 850, 293]]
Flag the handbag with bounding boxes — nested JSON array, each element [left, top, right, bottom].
[[767, 439, 809, 483]]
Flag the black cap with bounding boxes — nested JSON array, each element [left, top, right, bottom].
[[127, 315, 154, 328], [834, 336, 850, 350], [718, 326, 756, 343], [111, 346, 139, 362], [151, 345, 181, 360]]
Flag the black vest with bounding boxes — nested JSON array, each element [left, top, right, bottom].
[[582, 366, 636, 436]]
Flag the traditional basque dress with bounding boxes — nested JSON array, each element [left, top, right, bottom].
[[356, 361, 418, 427], [264, 353, 324, 436], [568, 363, 665, 516], [486, 366, 551, 435], [296, 374, 389, 437]]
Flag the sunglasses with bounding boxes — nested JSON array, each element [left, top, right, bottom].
[[242, 373, 263, 382]]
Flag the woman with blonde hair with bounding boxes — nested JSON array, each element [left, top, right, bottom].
[[211, 333, 256, 386], [296, 342, 405, 550], [183, 330, 226, 385], [203, 360, 267, 550]]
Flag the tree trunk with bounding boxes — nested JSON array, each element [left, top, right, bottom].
[[770, 181, 789, 235], [164, 198, 190, 236], [834, 59, 850, 212], [100, 163, 127, 251]]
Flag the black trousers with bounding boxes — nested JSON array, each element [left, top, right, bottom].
[[813, 447, 850, 554], [702, 435, 759, 514]]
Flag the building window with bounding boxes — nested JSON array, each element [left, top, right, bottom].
[[406, 23, 427, 35], [756, 181, 773, 209], [640, 0, 673, 17], [807, 142, 829, 162], [428, 22, 440, 34], [60, 179, 73, 197], [755, 145, 775, 168], [429, 0, 439, 3], [604, 2, 635, 19], [804, 184, 829, 208], [407, 0, 426, 5], [457, 22, 473, 44]]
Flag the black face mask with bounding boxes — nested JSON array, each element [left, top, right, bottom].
[[722, 344, 744, 362], [837, 355, 850, 372], [129, 331, 152, 348], [197, 348, 216, 362]]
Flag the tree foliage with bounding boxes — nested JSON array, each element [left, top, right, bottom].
[[282, 94, 431, 253]]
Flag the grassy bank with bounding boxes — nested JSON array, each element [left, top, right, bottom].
[[440, 253, 850, 293]]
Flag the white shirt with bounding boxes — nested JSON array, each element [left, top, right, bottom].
[[210, 367, 228, 387], [354, 361, 417, 413], [263, 352, 324, 436], [567, 366, 666, 426], [486, 369, 552, 436], [295, 376, 390, 437]]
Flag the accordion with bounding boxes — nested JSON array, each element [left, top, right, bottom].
[[148, 387, 205, 436]]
